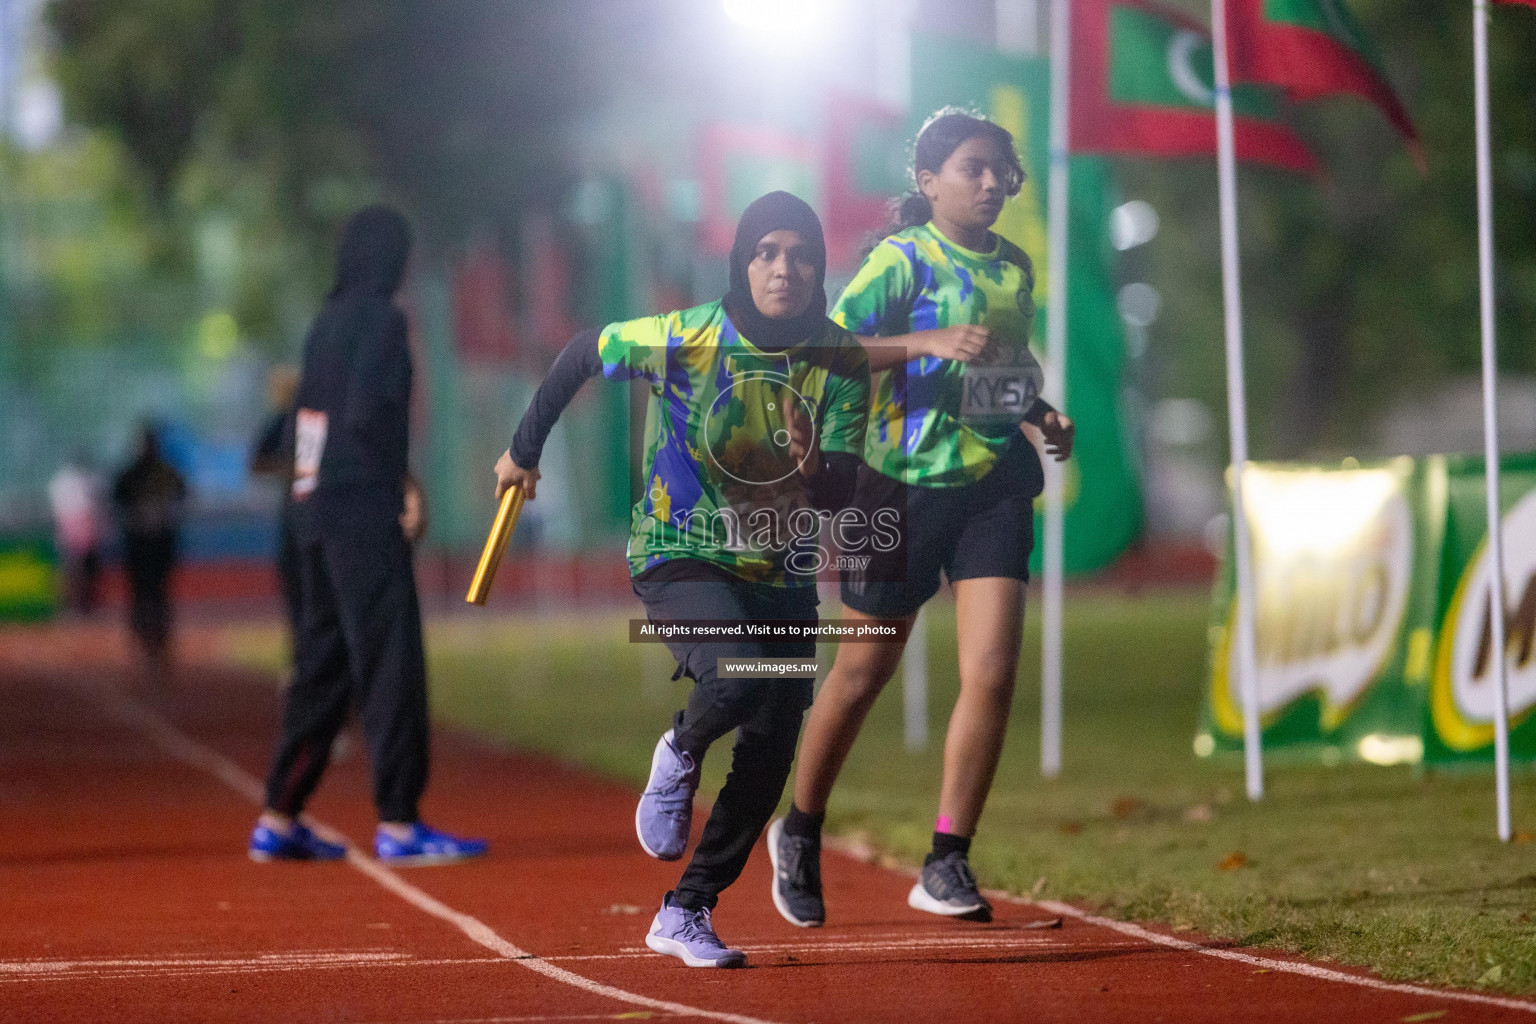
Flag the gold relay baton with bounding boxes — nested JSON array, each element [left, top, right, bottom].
[[465, 484, 526, 605]]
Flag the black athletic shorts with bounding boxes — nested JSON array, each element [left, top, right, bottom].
[[839, 439, 1042, 619]]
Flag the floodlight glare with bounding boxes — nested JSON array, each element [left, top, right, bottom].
[[1110, 200, 1160, 251], [1117, 282, 1162, 329], [723, 0, 826, 39]]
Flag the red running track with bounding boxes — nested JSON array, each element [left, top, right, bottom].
[[2, 658, 1534, 1024]]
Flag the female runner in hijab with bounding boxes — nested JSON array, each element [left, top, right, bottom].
[[494, 192, 870, 967]]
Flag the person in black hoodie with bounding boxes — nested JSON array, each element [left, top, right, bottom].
[[249, 205, 487, 865]]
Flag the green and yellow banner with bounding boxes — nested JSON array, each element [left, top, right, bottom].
[[0, 535, 57, 623], [1202, 455, 1536, 765]]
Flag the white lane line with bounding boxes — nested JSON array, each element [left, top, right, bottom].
[[0, 950, 410, 972], [548, 939, 1135, 963], [1019, 897, 1536, 1015], [104, 696, 780, 1024], [111, 692, 1536, 1017], [634, 934, 1084, 954], [356, 1015, 684, 1023], [0, 954, 499, 983]]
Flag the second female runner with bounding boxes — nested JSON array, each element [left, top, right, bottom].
[[768, 109, 1075, 927]]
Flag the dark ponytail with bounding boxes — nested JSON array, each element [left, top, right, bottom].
[[871, 106, 1027, 247]]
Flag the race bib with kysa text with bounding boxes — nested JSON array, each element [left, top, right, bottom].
[[958, 351, 1044, 425], [291, 408, 328, 499]]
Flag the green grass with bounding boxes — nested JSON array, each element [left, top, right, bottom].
[[224, 593, 1536, 995]]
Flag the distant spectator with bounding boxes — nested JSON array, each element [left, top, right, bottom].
[[48, 455, 105, 615], [112, 424, 187, 682]]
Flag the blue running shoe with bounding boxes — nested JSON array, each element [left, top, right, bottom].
[[248, 821, 346, 862], [645, 893, 746, 968], [635, 729, 700, 861], [374, 823, 488, 866]]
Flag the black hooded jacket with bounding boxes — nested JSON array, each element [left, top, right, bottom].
[[293, 206, 413, 501]]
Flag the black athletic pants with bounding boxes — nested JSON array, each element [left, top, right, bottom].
[[124, 532, 176, 657], [263, 494, 429, 824], [632, 561, 817, 912], [275, 504, 303, 639]]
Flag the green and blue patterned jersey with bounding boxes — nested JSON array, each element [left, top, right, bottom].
[[831, 222, 1042, 488], [599, 300, 870, 584]]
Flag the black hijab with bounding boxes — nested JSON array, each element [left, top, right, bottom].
[[330, 204, 412, 299], [723, 191, 828, 351]]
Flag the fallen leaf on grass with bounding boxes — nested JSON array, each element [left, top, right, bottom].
[[1514, 830, 1534, 844], [1031, 876, 1049, 896], [1217, 851, 1248, 871], [1183, 804, 1215, 823], [1477, 964, 1503, 985], [1058, 820, 1084, 836], [1401, 1012, 1448, 1023], [604, 904, 644, 915]]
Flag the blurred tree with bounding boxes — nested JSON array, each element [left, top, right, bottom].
[[42, 0, 1536, 455], [47, 0, 605, 246], [47, 0, 236, 205]]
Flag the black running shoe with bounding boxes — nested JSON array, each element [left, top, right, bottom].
[[768, 818, 825, 927], [907, 850, 991, 921]]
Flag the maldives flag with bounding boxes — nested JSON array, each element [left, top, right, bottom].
[[1226, 0, 1420, 156], [1071, 0, 1317, 172]]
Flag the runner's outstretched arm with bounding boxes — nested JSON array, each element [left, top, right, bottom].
[[495, 328, 603, 500], [509, 328, 603, 469]]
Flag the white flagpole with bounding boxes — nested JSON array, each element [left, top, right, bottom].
[[1211, 0, 1264, 801], [1473, 0, 1512, 842], [903, 605, 930, 751], [1041, 0, 1072, 779]]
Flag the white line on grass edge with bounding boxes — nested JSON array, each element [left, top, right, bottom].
[[1026, 897, 1536, 1015], [823, 839, 1536, 1016], [105, 696, 778, 1024]]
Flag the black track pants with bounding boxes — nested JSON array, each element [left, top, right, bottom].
[[632, 563, 817, 911], [263, 499, 428, 823]]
